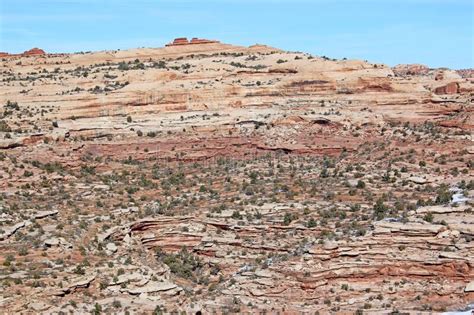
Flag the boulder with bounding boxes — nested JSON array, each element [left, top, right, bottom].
[[106, 242, 118, 254], [408, 176, 429, 184]]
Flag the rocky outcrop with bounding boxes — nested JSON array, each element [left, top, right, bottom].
[[0, 48, 46, 58], [44, 237, 73, 249], [0, 221, 29, 241], [166, 37, 219, 46], [23, 48, 46, 56], [434, 82, 460, 95], [121, 281, 180, 295], [393, 64, 430, 76], [51, 274, 96, 296], [0, 210, 57, 240]]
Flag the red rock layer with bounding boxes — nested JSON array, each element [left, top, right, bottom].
[[166, 37, 220, 46], [0, 47, 46, 58], [434, 82, 460, 95], [22, 48, 46, 56]]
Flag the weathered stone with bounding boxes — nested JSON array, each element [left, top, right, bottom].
[[122, 281, 178, 295], [52, 274, 96, 296], [465, 281, 474, 292], [29, 301, 51, 311], [44, 237, 72, 249], [434, 82, 460, 95], [106, 242, 118, 254], [407, 176, 429, 184]]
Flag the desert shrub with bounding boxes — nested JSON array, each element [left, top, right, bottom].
[[356, 180, 366, 189], [306, 218, 317, 228], [0, 120, 11, 132], [423, 212, 434, 223], [283, 212, 296, 225], [117, 62, 129, 71], [146, 131, 157, 138], [434, 185, 452, 204], [373, 198, 388, 220], [157, 247, 203, 281]]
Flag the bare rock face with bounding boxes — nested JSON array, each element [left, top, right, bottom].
[[0, 38, 472, 314], [434, 82, 460, 94], [0, 47, 46, 58], [22, 48, 46, 56], [165, 37, 220, 46]]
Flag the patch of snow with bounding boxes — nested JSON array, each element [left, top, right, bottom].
[[442, 311, 473, 315], [450, 187, 469, 204]]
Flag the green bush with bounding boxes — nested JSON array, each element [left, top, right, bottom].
[[306, 218, 317, 228], [158, 247, 203, 281], [434, 185, 452, 204], [356, 180, 366, 189], [373, 198, 388, 220]]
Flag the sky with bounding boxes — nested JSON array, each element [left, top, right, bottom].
[[0, 0, 472, 69]]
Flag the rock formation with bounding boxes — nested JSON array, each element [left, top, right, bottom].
[[0, 38, 472, 314], [0, 47, 46, 58], [393, 63, 430, 76], [434, 82, 460, 94], [22, 47, 46, 56], [165, 37, 220, 46], [456, 68, 474, 78]]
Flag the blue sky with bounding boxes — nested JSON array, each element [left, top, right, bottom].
[[1, 0, 472, 68]]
